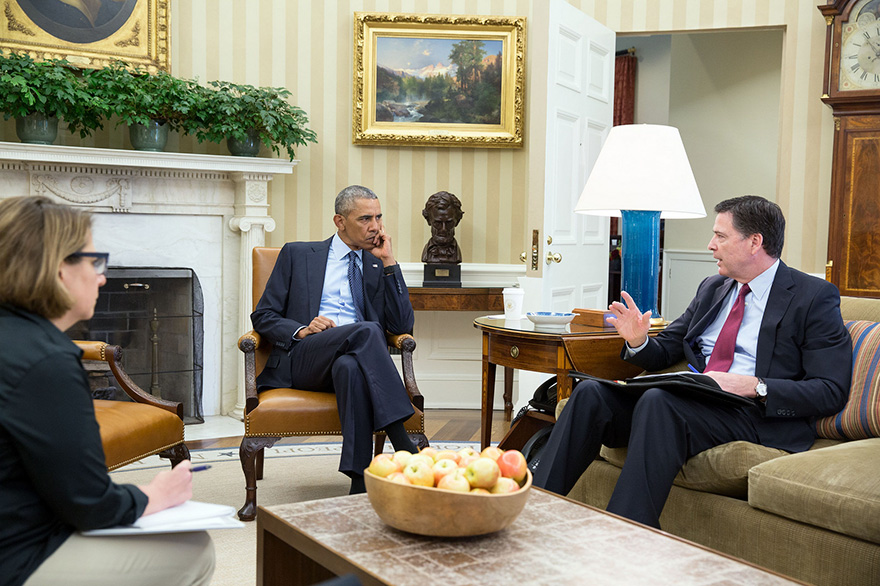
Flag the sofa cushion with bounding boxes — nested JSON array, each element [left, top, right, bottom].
[[816, 320, 880, 440], [601, 441, 789, 498], [748, 438, 880, 544]]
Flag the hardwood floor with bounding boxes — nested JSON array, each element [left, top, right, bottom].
[[185, 408, 514, 450]]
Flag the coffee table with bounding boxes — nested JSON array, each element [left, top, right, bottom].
[[257, 489, 805, 586]]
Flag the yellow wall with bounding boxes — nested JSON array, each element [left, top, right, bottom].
[[3, 0, 833, 273], [169, 0, 833, 272]]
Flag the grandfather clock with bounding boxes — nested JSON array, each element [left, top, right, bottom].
[[819, 0, 880, 297]]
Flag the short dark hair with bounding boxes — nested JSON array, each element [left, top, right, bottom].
[[714, 195, 785, 258], [335, 185, 377, 216]]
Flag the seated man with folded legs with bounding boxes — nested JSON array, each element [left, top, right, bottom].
[[251, 185, 419, 494], [533, 195, 852, 529]]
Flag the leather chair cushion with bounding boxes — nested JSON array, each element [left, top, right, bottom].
[[245, 387, 424, 437], [94, 399, 185, 470]]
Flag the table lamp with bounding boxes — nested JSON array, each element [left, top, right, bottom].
[[574, 124, 705, 319]]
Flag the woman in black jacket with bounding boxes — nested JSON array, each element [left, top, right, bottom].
[[0, 196, 214, 586]]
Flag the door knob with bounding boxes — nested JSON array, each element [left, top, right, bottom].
[[546, 251, 562, 265]]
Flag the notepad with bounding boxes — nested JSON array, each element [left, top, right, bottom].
[[569, 370, 755, 407], [81, 500, 244, 536]]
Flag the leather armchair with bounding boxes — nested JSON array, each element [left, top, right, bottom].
[[236, 247, 425, 521], [76, 341, 190, 471]]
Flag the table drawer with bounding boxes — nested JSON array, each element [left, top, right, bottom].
[[487, 334, 561, 372]]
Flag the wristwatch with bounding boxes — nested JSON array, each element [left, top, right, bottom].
[[755, 378, 768, 402]]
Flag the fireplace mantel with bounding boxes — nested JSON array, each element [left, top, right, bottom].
[[0, 142, 296, 418]]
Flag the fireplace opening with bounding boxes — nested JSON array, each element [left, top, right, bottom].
[[68, 267, 205, 424]]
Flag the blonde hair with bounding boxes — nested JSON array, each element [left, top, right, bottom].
[[0, 196, 92, 319]]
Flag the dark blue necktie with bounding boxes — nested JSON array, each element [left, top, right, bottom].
[[347, 251, 365, 322]]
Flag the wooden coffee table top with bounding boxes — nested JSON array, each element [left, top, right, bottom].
[[258, 489, 804, 585]]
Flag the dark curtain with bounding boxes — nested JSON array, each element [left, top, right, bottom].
[[613, 54, 637, 126]]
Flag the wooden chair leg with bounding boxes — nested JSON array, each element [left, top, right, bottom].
[[374, 434, 385, 456], [158, 443, 191, 469], [256, 447, 265, 480], [238, 436, 279, 521]]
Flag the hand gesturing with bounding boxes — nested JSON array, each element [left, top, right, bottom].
[[606, 291, 652, 347]]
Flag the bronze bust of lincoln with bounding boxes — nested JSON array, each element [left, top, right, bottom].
[[421, 191, 464, 264]]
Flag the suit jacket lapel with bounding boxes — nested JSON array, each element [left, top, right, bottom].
[[306, 238, 332, 319], [362, 251, 381, 321], [756, 262, 794, 376], [686, 278, 736, 343]]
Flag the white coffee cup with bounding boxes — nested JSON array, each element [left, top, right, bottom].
[[502, 287, 524, 319]]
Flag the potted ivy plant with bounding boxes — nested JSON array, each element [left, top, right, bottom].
[[88, 62, 200, 152], [0, 51, 106, 144], [187, 81, 317, 160]]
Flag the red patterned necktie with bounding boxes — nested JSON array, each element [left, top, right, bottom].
[[705, 283, 751, 373]]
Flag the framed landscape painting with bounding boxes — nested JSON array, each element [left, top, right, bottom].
[[0, 0, 168, 71], [353, 12, 526, 148]]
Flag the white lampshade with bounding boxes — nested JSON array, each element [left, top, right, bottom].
[[575, 124, 705, 219]]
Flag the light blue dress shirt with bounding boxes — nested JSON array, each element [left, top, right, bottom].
[[696, 259, 780, 375], [318, 234, 363, 327]]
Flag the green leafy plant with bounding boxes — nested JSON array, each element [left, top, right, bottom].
[[88, 61, 200, 132], [0, 51, 107, 138], [188, 81, 317, 160]]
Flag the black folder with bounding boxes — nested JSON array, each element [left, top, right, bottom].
[[568, 370, 755, 407]]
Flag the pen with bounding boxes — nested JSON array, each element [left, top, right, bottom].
[[687, 364, 700, 373], [190, 464, 212, 473]]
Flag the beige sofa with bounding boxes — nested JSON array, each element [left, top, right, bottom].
[[564, 296, 880, 586]]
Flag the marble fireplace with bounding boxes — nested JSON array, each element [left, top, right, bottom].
[[0, 142, 296, 417]]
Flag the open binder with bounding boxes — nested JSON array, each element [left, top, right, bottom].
[[81, 500, 244, 536], [569, 370, 755, 407]]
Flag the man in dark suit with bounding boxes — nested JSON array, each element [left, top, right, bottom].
[[251, 185, 418, 493], [533, 195, 852, 528]]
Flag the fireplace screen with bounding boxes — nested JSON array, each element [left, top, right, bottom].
[[68, 267, 205, 423]]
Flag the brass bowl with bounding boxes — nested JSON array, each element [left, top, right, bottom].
[[364, 469, 532, 537]]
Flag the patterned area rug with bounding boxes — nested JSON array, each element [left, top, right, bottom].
[[109, 441, 481, 586]]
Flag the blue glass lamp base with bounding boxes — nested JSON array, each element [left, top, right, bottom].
[[620, 210, 661, 318]]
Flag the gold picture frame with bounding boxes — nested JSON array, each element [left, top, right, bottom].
[[0, 0, 168, 72], [353, 12, 525, 148]]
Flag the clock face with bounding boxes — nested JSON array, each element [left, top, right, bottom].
[[839, 0, 880, 91]]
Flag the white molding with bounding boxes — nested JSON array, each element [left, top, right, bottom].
[[0, 141, 297, 175], [400, 262, 525, 288]]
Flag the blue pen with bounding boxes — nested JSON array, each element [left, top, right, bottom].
[[190, 464, 212, 473], [687, 364, 700, 373]]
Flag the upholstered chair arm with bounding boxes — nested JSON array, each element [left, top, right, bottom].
[[73, 340, 183, 419], [238, 330, 264, 414], [386, 332, 423, 411]]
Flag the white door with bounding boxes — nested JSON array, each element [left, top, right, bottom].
[[517, 0, 615, 411], [541, 0, 615, 311]]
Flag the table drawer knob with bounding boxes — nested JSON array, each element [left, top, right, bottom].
[[510, 345, 519, 358]]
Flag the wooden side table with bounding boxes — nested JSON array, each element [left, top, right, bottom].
[[474, 316, 658, 450], [409, 287, 503, 312]]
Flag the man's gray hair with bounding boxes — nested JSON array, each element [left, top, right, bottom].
[[335, 185, 378, 216]]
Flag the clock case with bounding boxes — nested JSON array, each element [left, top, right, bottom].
[[819, 0, 880, 298]]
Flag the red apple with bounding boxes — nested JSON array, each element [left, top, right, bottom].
[[403, 460, 434, 487], [470, 487, 491, 494], [407, 454, 434, 469], [457, 446, 478, 460], [434, 450, 460, 464], [392, 450, 413, 469], [458, 455, 479, 469], [480, 446, 504, 461], [437, 469, 471, 492], [432, 458, 458, 485], [490, 477, 520, 494], [419, 447, 439, 462], [464, 457, 501, 489], [387, 472, 411, 485], [368, 454, 400, 478], [497, 450, 528, 483]]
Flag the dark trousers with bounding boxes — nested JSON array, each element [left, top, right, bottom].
[[532, 380, 760, 528], [286, 322, 414, 476]]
